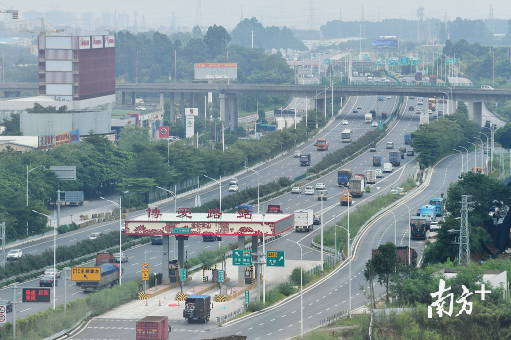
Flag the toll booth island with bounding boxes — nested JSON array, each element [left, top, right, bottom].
[[125, 207, 294, 286]]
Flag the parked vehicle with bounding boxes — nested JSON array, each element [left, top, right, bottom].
[[294, 209, 314, 232], [300, 153, 311, 166], [7, 249, 22, 261], [339, 189, 352, 206], [183, 295, 211, 323], [429, 198, 444, 216], [81, 263, 120, 292], [383, 163, 394, 172], [404, 134, 412, 144], [372, 246, 417, 265], [40, 275, 58, 287], [337, 169, 352, 186], [136, 316, 168, 340], [64, 191, 84, 206], [266, 205, 283, 213], [410, 216, 428, 240], [366, 170, 376, 184], [152, 236, 163, 245], [317, 189, 328, 201], [304, 186, 314, 195], [389, 151, 401, 166], [316, 139, 329, 151], [348, 177, 364, 197], [373, 155, 382, 166]]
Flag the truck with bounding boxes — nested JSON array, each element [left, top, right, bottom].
[[372, 246, 417, 265], [419, 205, 437, 225], [183, 295, 211, 323], [339, 189, 352, 206], [429, 198, 443, 216], [348, 177, 364, 197], [373, 155, 382, 166], [136, 316, 169, 340], [316, 139, 329, 151], [389, 151, 401, 166], [420, 112, 429, 125], [410, 216, 428, 240], [317, 189, 328, 201], [428, 98, 436, 111], [294, 209, 314, 232], [366, 170, 376, 184], [429, 75, 437, 83], [415, 71, 422, 81], [267, 205, 283, 213], [300, 153, 311, 166], [365, 113, 372, 123], [64, 191, 84, 206], [81, 263, 120, 292], [337, 169, 352, 186], [404, 134, 412, 144]]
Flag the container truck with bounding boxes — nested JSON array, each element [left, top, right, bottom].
[[429, 198, 443, 216], [337, 169, 352, 186], [404, 134, 412, 144], [316, 139, 329, 151], [365, 113, 372, 123], [64, 191, 84, 206], [136, 316, 169, 340], [183, 295, 211, 323], [415, 71, 422, 81], [294, 209, 314, 232], [389, 151, 401, 166], [373, 155, 382, 166], [366, 170, 376, 184], [81, 263, 120, 292], [372, 246, 417, 265], [266, 205, 283, 213], [349, 177, 364, 197], [428, 98, 436, 111], [300, 153, 311, 166], [419, 205, 437, 225], [410, 216, 428, 240]]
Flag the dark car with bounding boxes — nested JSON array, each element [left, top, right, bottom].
[[0, 300, 12, 313], [151, 235, 163, 245], [313, 216, 321, 225], [40, 275, 58, 287], [409, 106, 414, 111], [381, 112, 387, 118]]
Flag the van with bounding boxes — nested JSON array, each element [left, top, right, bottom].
[[481, 85, 494, 90], [383, 163, 394, 172]]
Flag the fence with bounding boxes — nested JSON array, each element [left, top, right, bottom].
[[217, 305, 247, 325]]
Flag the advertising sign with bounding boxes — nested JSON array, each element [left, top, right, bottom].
[[70, 130, 80, 143], [185, 108, 198, 116], [79, 36, 91, 49], [55, 131, 70, 146], [39, 134, 55, 149], [105, 35, 115, 48], [71, 266, 101, 282], [22, 288, 51, 302], [185, 115, 195, 138], [92, 36, 103, 48], [372, 39, 398, 49], [159, 126, 169, 138]]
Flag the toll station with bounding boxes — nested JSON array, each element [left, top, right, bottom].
[[125, 208, 294, 286]]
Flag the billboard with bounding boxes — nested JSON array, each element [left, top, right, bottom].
[[185, 115, 195, 138], [79, 36, 91, 49], [372, 39, 398, 49], [194, 63, 237, 80], [92, 36, 103, 48], [105, 35, 115, 48], [185, 108, 198, 116]]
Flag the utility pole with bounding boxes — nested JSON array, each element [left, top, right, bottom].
[[459, 195, 472, 266]]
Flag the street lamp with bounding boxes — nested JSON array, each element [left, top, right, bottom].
[[31, 210, 57, 309], [453, 149, 464, 174], [27, 165, 44, 235], [468, 142, 477, 171], [244, 167, 260, 213], [203, 175, 221, 211], [458, 146, 469, 172], [100, 196, 123, 285]]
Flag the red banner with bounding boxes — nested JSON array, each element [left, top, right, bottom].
[[159, 126, 169, 138]]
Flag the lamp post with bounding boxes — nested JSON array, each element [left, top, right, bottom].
[[31, 210, 57, 309], [27, 165, 44, 235], [468, 142, 477, 171], [459, 146, 469, 172], [244, 167, 260, 213], [453, 149, 464, 174], [203, 175, 221, 211], [100, 196, 123, 285]]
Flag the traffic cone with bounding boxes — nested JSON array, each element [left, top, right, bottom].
[[145, 299, 148, 306]]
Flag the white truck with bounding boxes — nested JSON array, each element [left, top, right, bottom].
[[294, 209, 314, 232], [365, 113, 372, 123], [366, 170, 376, 184], [383, 163, 394, 172]]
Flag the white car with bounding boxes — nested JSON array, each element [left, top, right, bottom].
[[292, 187, 301, 194], [304, 186, 314, 195], [342, 120, 348, 125], [371, 121, 378, 127], [44, 268, 61, 278], [89, 232, 102, 240], [7, 249, 22, 261], [136, 106, 147, 111], [375, 169, 383, 178], [229, 178, 238, 185], [229, 185, 239, 192], [315, 183, 326, 190]]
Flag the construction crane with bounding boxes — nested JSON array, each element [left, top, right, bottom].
[[0, 2, 17, 19]]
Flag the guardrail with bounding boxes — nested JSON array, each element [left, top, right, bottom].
[[217, 305, 247, 325]]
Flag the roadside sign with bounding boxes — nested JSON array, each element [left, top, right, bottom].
[[379, 120, 383, 130], [71, 266, 101, 282], [0, 305, 5, 324], [22, 288, 51, 302], [266, 251, 285, 267], [172, 227, 191, 234], [245, 290, 249, 305], [141, 263, 149, 281], [179, 268, 187, 281], [217, 270, 224, 283], [233, 249, 252, 266]]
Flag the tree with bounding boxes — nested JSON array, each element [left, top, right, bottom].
[[203, 25, 231, 58], [371, 242, 398, 302]]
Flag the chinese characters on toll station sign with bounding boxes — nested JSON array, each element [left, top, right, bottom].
[[22, 288, 51, 303], [71, 267, 101, 282], [428, 279, 491, 318]]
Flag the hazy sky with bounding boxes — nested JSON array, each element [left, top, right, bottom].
[[12, 0, 511, 30]]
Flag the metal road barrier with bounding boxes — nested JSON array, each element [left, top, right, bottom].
[[43, 311, 92, 340], [217, 305, 247, 325]]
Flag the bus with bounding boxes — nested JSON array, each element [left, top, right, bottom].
[[341, 129, 352, 143]]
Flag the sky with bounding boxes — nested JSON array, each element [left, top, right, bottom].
[[9, 0, 511, 30]]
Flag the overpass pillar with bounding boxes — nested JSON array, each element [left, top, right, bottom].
[[169, 92, 175, 123], [252, 237, 259, 297], [159, 92, 164, 110], [469, 102, 483, 127], [161, 235, 170, 284], [180, 92, 185, 129], [219, 93, 227, 123], [121, 92, 126, 106], [238, 236, 245, 286], [131, 92, 136, 108]]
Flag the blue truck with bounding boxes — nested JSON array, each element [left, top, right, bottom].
[[419, 205, 437, 225], [337, 169, 352, 186], [373, 155, 382, 166], [429, 198, 443, 216], [404, 134, 412, 144], [389, 151, 401, 166], [81, 263, 120, 292]]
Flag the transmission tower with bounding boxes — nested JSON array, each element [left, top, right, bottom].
[[459, 195, 472, 266], [417, 6, 424, 42], [361, 5, 365, 38], [196, 0, 202, 27], [489, 5, 495, 34], [307, 0, 315, 30], [240, 4, 243, 22]]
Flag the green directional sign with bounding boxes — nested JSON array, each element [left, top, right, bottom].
[[173, 227, 191, 234], [217, 269, 224, 283], [266, 251, 285, 267], [245, 290, 249, 305], [233, 249, 252, 266], [179, 268, 187, 281], [379, 120, 383, 130]]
